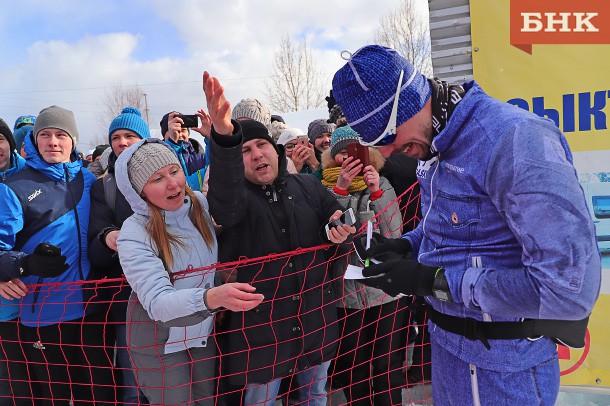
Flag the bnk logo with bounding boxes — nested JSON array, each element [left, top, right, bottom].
[[510, 0, 610, 54]]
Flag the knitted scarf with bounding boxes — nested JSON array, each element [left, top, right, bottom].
[[322, 167, 367, 193]]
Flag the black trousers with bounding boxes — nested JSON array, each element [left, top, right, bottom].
[[20, 312, 116, 406], [330, 298, 409, 406], [1, 319, 40, 406]]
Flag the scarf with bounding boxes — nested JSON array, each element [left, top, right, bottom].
[[429, 78, 465, 137], [321, 167, 367, 193]]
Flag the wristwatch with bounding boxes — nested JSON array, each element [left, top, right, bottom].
[[432, 268, 452, 302]]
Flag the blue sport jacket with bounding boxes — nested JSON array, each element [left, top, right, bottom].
[[0, 135, 96, 326]]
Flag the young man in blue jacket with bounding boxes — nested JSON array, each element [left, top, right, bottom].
[[331, 45, 601, 405], [0, 106, 115, 404]]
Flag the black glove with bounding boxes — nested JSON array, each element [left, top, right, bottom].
[[360, 259, 436, 297], [20, 243, 68, 278], [363, 235, 412, 262]]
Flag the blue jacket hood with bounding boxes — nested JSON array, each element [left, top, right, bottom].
[[0, 152, 25, 180], [23, 127, 84, 181], [115, 138, 178, 216]]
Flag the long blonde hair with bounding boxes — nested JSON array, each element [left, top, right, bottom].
[[145, 186, 215, 270]]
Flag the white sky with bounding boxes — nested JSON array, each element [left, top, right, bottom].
[[0, 0, 430, 152]]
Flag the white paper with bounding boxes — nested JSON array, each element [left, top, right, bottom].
[[344, 264, 367, 280]]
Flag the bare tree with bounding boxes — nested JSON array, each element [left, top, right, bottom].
[[97, 83, 148, 142], [264, 35, 326, 113], [374, 0, 432, 76]]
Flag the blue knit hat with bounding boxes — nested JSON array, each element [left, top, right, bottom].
[[330, 126, 361, 159], [331, 45, 431, 145], [13, 115, 36, 131], [108, 107, 151, 143]]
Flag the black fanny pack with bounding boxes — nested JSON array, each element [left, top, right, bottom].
[[428, 307, 589, 350]]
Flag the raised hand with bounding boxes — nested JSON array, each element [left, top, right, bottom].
[[203, 71, 234, 136]]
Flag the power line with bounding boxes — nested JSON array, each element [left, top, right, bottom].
[[0, 76, 267, 96]]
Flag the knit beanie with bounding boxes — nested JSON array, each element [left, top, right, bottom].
[[127, 141, 181, 195], [232, 99, 272, 128], [13, 115, 36, 131], [332, 45, 431, 145], [269, 120, 288, 142], [330, 126, 361, 159], [108, 107, 151, 143], [0, 118, 15, 153], [159, 111, 179, 137], [33, 105, 80, 146], [307, 119, 335, 144], [92, 144, 110, 161], [277, 128, 305, 146], [240, 119, 278, 152]]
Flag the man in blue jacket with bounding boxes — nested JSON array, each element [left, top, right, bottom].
[[331, 45, 601, 405], [0, 117, 33, 405], [0, 106, 115, 404]]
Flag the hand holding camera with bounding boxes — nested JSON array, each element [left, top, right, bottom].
[[20, 243, 69, 278]]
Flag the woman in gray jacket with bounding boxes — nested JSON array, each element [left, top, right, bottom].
[[115, 138, 264, 405]]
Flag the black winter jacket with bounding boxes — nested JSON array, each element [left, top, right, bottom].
[[208, 122, 343, 385], [87, 152, 135, 320]]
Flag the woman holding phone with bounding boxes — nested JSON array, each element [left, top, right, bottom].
[[277, 127, 320, 174], [321, 126, 407, 406], [115, 138, 264, 405]]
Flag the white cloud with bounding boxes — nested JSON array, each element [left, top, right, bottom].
[[0, 0, 424, 151]]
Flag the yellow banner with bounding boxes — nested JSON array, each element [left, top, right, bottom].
[[471, 0, 610, 388]]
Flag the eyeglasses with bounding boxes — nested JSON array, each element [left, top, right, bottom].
[[283, 142, 296, 151]]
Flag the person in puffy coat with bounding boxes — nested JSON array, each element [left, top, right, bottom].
[[115, 138, 263, 405], [320, 125, 407, 405]]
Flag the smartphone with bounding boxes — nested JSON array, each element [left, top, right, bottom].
[[296, 136, 309, 147], [325, 208, 357, 239], [177, 114, 199, 128], [346, 142, 370, 175]]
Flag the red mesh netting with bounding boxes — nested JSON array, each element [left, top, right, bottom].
[[0, 183, 432, 405]]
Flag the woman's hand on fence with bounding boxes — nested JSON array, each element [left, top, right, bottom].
[[207, 283, 264, 312], [0, 278, 28, 300]]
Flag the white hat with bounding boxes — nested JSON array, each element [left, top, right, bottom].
[[276, 128, 305, 146]]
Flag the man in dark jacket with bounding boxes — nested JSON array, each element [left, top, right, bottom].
[[203, 72, 355, 406], [88, 106, 151, 405]]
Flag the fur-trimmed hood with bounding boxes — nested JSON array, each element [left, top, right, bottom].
[[321, 146, 385, 172]]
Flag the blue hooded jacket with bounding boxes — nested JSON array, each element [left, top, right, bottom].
[[405, 81, 601, 372], [0, 151, 26, 322], [0, 132, 96, 326]]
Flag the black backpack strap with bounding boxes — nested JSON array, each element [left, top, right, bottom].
[[428, 307, 589, 350], [103, 173, 117, 212]]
